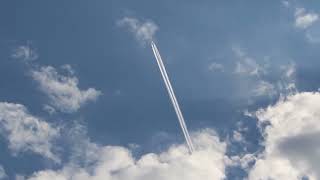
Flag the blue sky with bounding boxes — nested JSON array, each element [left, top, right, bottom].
[[1, 0, 320, 179]]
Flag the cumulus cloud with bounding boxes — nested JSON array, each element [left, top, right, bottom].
[[0, 102, 59, 162], [11, 44, 100, 113], [117, 17, 158, 44], [27, 129, 228, 180], [295, 8, 319, 29], [11, 44, 38, 61], [248, 92, 320, 179], [31, 65, 101, 113]]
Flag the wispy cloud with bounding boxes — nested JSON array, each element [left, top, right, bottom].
[[278, 62, 297, 95], [285, 4, 320, 43], [252, 81, 276, 97], [232, 130, 245, 143], [43, 104, 56, 115], [0, 102, 59, 162], [11, 43, 38, 62], [208, 62, 224, 72], [232, 46, 266, 77], [281, 0, 290, 8], [31, 65, 101, 113], [11, 42, 101, 114], [117, 17, 158, 44], [232, 45, 298, 95]]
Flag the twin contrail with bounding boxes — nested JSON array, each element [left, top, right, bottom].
[[151, 41, 194, 153]]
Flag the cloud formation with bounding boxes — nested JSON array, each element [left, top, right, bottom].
[[278, 62, 297, 94], [231, 45, 297, 99], [118, 17, 158, 44], [232, 46, 266, 77], [248, 92, 320, 180], [11, 44, 38, 61], [295, 8, 319, 29], [31, 65, 101, 113], [252, 81, 276, 97], [0, 102, 59, 162], [28, 129, 228, 180], [208, 62, 224, 72]]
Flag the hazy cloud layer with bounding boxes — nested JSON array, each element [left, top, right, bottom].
[[11, 44, 38, 62]]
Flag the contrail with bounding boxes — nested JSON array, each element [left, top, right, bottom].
[[151, 41, 195, 153]]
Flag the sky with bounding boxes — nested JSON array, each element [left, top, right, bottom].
[[1, 0, 320, 179]]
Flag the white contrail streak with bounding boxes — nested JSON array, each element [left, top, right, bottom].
[[151, 41, 195, 153]]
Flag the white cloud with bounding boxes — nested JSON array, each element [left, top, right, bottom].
[[208, 62, 224, 72], [11, 44, 38, 61], [248, 92, 320, 180], [229, 154, 256, 171], [60, 64, 75, 75], [28, 129, 228, 180], [11, 45, 100, 113], [295, 8, 319, 29], [0, 102, 59, 162], [117, 17, 158, 44], [31, 65, 101, 113], [289, 6, 320, 43], [282, 62, 295, 78]]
